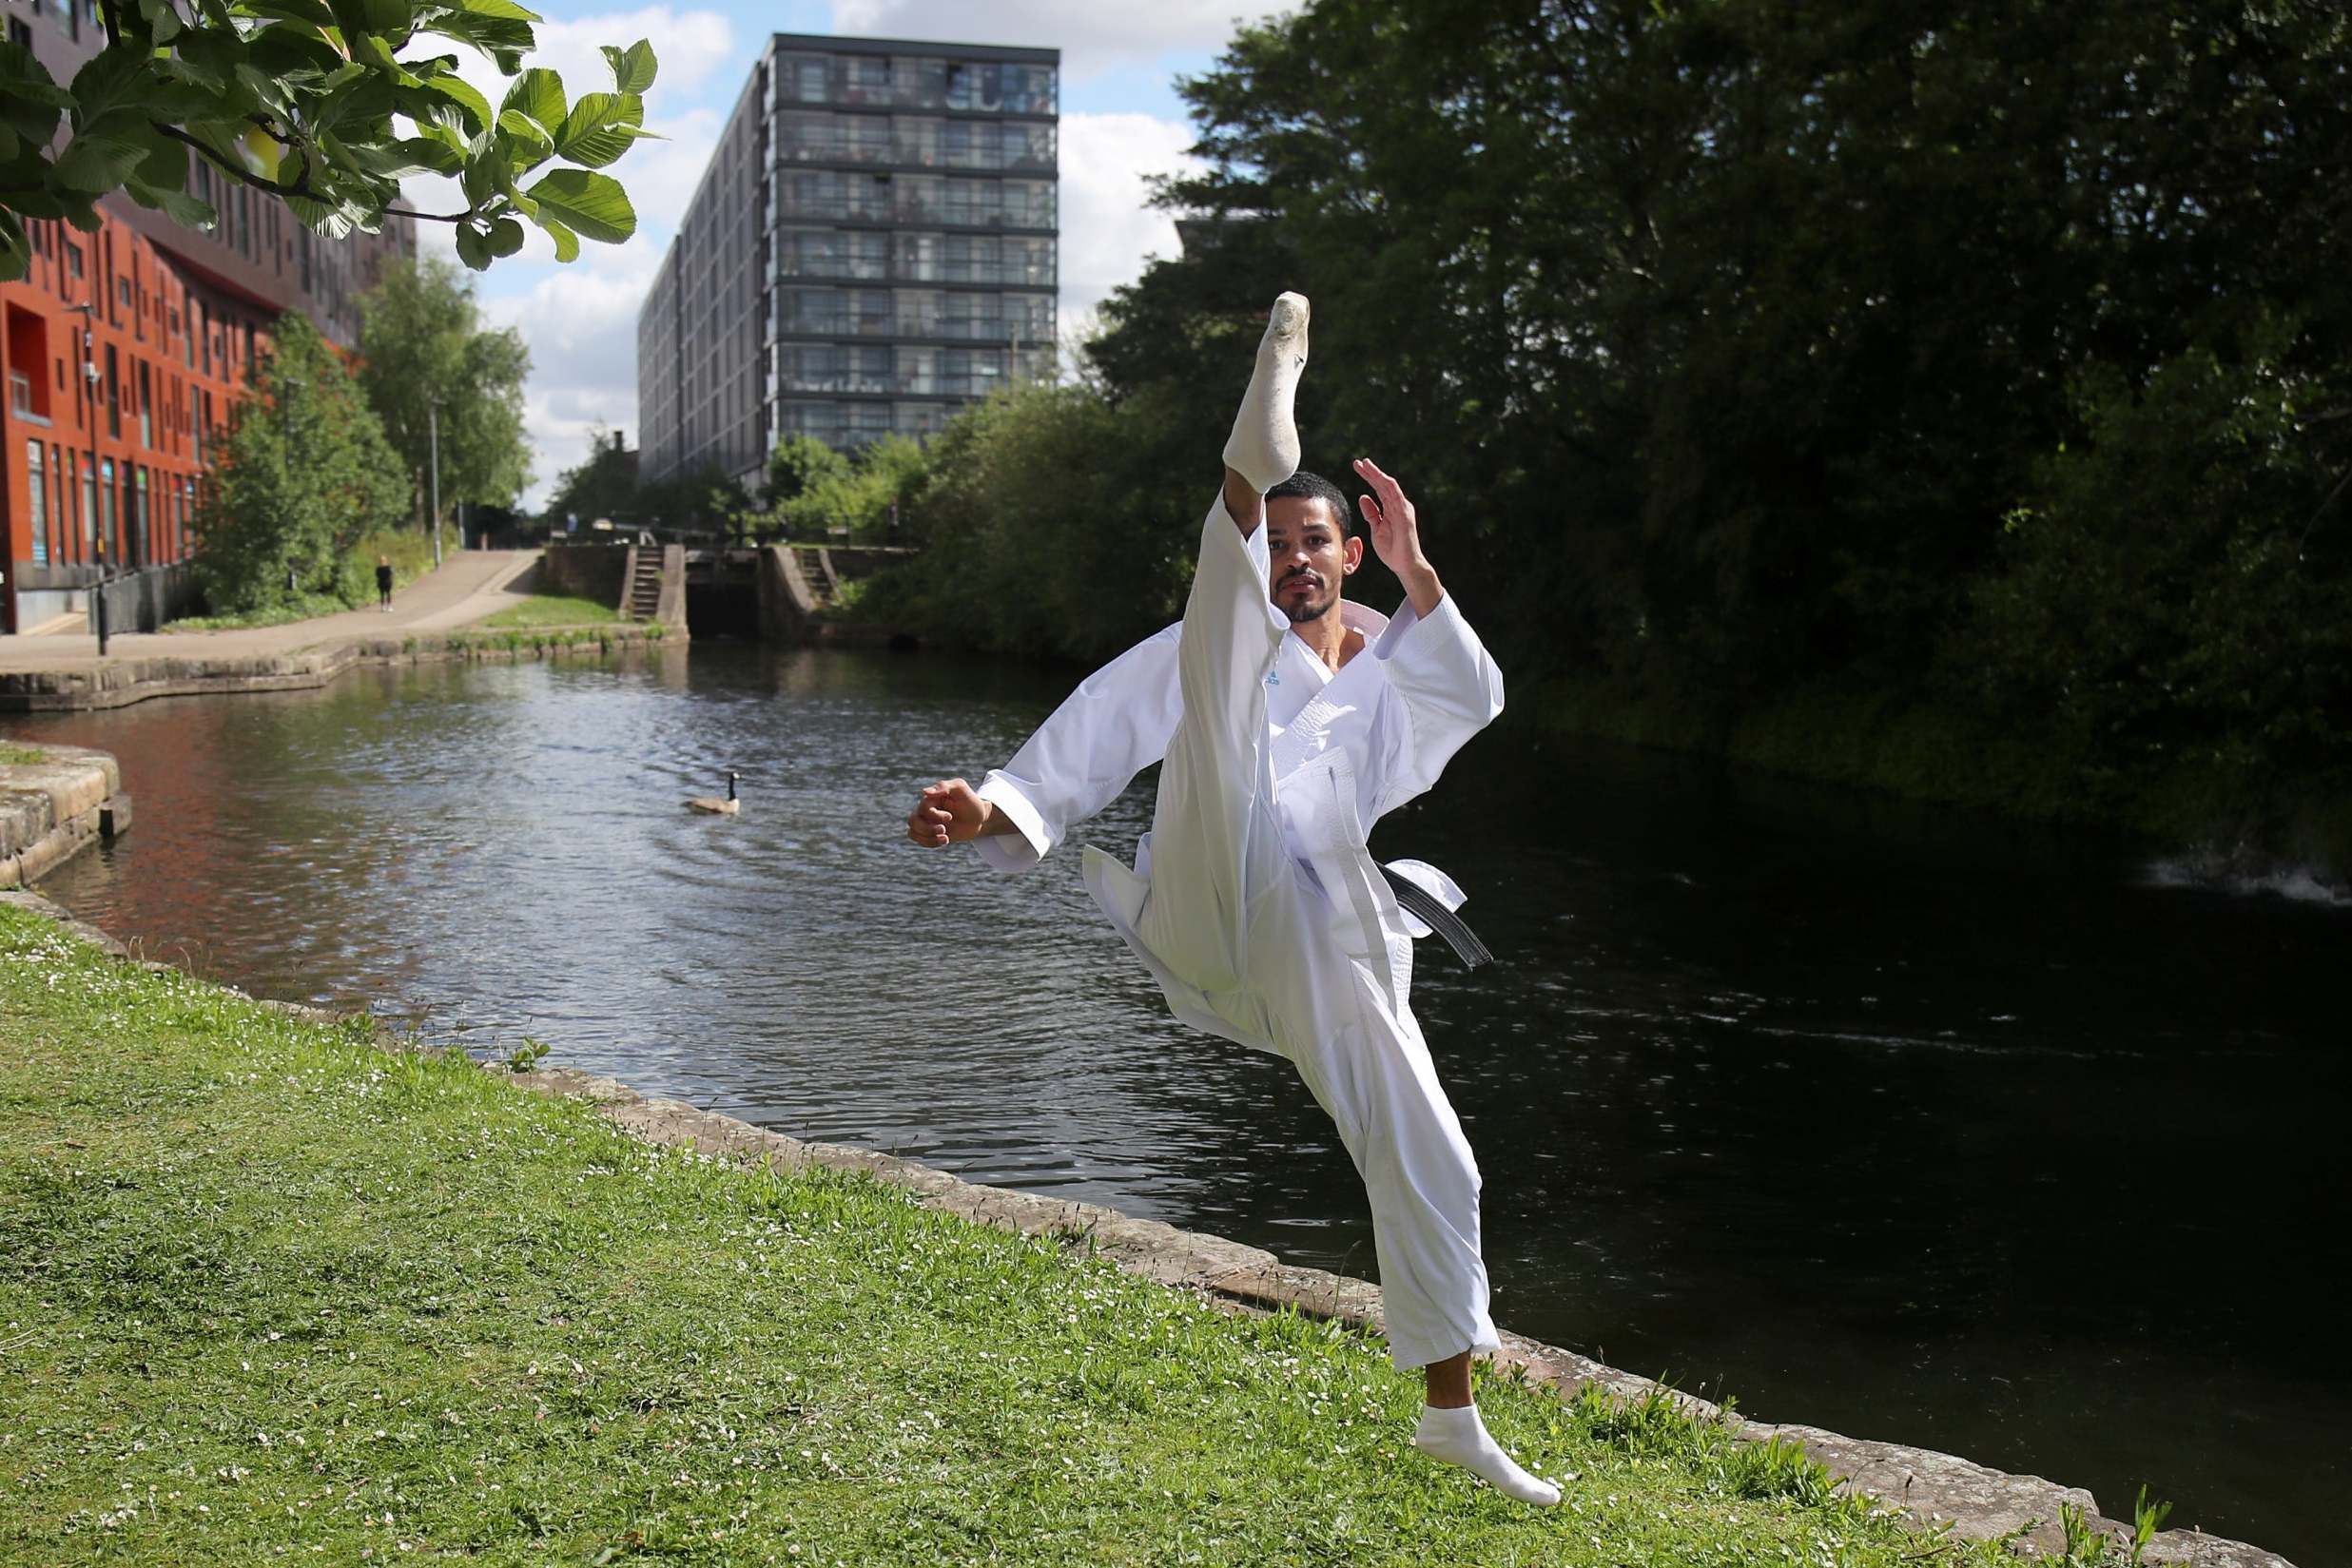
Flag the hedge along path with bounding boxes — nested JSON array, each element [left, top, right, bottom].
[[0, 896, 2273, 1567]]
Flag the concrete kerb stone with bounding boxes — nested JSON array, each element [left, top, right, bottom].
[[0, 886, 2298, 1568]]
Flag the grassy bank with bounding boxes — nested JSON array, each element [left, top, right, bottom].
[[1526, 673, 2352, 881], [481, 592, 624, 629], [1, 905, 2095, 1566]]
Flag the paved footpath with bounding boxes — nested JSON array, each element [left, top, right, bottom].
[[0, 551, 544, 676]]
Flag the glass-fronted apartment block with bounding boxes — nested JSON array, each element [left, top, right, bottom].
[[637, 33, 1059, 486]]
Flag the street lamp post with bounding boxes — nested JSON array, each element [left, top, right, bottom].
[[427, 396, 443, 569], [67, 302, 107, 655], [279, 377, 306, 597]]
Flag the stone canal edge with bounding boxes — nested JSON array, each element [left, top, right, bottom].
[[0, 885, 2293, 1567], [0, 622, 677, 713], [0, 743, 131, 889]]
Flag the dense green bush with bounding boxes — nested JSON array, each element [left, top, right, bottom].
[[863, 383, 1198, 663], [1962, 316, 2352, 816], [191, 315, 411, 616]]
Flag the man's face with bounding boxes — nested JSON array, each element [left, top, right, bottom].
[[1265, 495, 1363, 625]]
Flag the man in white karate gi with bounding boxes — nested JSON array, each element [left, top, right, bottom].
[[905, 294, 1557, 1504]]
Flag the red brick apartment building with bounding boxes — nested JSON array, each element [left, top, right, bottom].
[[1, 0, 413, 634]]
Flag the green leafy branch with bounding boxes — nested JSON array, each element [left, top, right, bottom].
[[0, 0, 659, 281]]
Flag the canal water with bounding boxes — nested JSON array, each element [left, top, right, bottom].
[[13, 643, 2347, 1563]]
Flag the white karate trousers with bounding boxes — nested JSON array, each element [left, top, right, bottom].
[[1128, 496, 1501, 1371]]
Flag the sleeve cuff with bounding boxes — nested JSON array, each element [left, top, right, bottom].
[[974, 773, 1051, 873], [1370, 589, 1463, 661]]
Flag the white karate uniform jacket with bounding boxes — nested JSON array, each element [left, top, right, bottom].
[[974, 513, 1506, 1053]]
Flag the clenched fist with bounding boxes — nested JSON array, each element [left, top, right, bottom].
[[905, 778, 992, 847]]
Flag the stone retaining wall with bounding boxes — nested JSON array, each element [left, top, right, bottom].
[[0, 744, 129, 887], [0, 624, 676, 714], [0, 888, 2295, 1568], [537, 542, 632, 607]]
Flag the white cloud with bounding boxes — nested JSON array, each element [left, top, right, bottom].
[[521, 7, 739, 100], [484, 244, 668, 505], [828, 0, 1291, 80], [1056, 111, 1200, 326]]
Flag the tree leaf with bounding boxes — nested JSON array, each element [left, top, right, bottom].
[[69, 46, 153, 125], [553, 90, 647, 167], [422, 5, 534, 59], [522, 165, 633, 243], [602, 39, 655, 94], [326, 0, 414, 45], [496, 108, 553, 162], [499, 66, 564, 131], [454, 222, 492, 270], [286, 190, 358, 238], [534, 213, 578, 262], [137, 0, 185, 43], [486, 216, 525, 257], [423, 71, 494, 134], [52, 133, 153, 193], [125, 176, 218, 230], [126, 118, 191, 190]]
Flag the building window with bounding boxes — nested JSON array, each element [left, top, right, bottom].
[[65, 243, 83, 281], [25, 440, 49, 566], [104, 345, 120, 436], [99, 457, 114, 556], [138, 361, 152, 446], [79, 453, 94, 546], [134, 467, 149, 566]]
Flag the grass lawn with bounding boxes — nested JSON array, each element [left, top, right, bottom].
[[0, 904, 2059, 1567], [481, 593, 624, 629]]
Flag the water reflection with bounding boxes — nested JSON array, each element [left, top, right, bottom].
[[14, 642, 2347, 1564]]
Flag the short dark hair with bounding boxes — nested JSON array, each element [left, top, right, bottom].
[[1265, 470, 1354, 536]]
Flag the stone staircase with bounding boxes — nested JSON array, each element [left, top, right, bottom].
[[622, 549, 664, 621]]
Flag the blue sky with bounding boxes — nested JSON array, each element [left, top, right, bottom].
[[411, 0, 1282, 505]]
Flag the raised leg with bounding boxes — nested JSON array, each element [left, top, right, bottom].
[[1135, 297, 1312, 994]]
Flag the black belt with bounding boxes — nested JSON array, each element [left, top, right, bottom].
[[1380, 864, 1495, 970]]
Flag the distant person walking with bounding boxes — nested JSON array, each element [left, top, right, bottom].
[[376, 556, 395, 612]]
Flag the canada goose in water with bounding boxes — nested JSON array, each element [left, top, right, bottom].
[[686, 771, 741, 815]]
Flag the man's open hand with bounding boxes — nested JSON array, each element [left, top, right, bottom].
[[1353, 457, 1445, 617], [906, 779, 990, 847]]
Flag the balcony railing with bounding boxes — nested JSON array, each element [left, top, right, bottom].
[[773, 58, 1059, 117], [8, 369, 48, 423], [773, 137, 1056, 174]]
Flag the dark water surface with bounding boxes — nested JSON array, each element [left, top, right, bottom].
[[16, 644, 2348, 1563]]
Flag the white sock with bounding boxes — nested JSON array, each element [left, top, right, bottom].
[[1413, 1403, 1562, 1506], [1222, 292, 1310, 494]]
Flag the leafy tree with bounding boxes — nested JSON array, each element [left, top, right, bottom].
[[1099, 0, 2350, 694], [540, 427, 640, 531], [0, 3, 660, 282], [635, 462, 749, 536], [763, 435, 850, 509], [192, 312, 410, 613], [877, 384, 1191, 662], [356, 257, 531, 532], [1070, 0, 2352, 849], [1966, 314, 2352, 808], [771, 435, 928, 542]]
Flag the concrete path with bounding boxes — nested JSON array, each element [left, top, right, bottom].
[[0, 551, 542, 675]]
